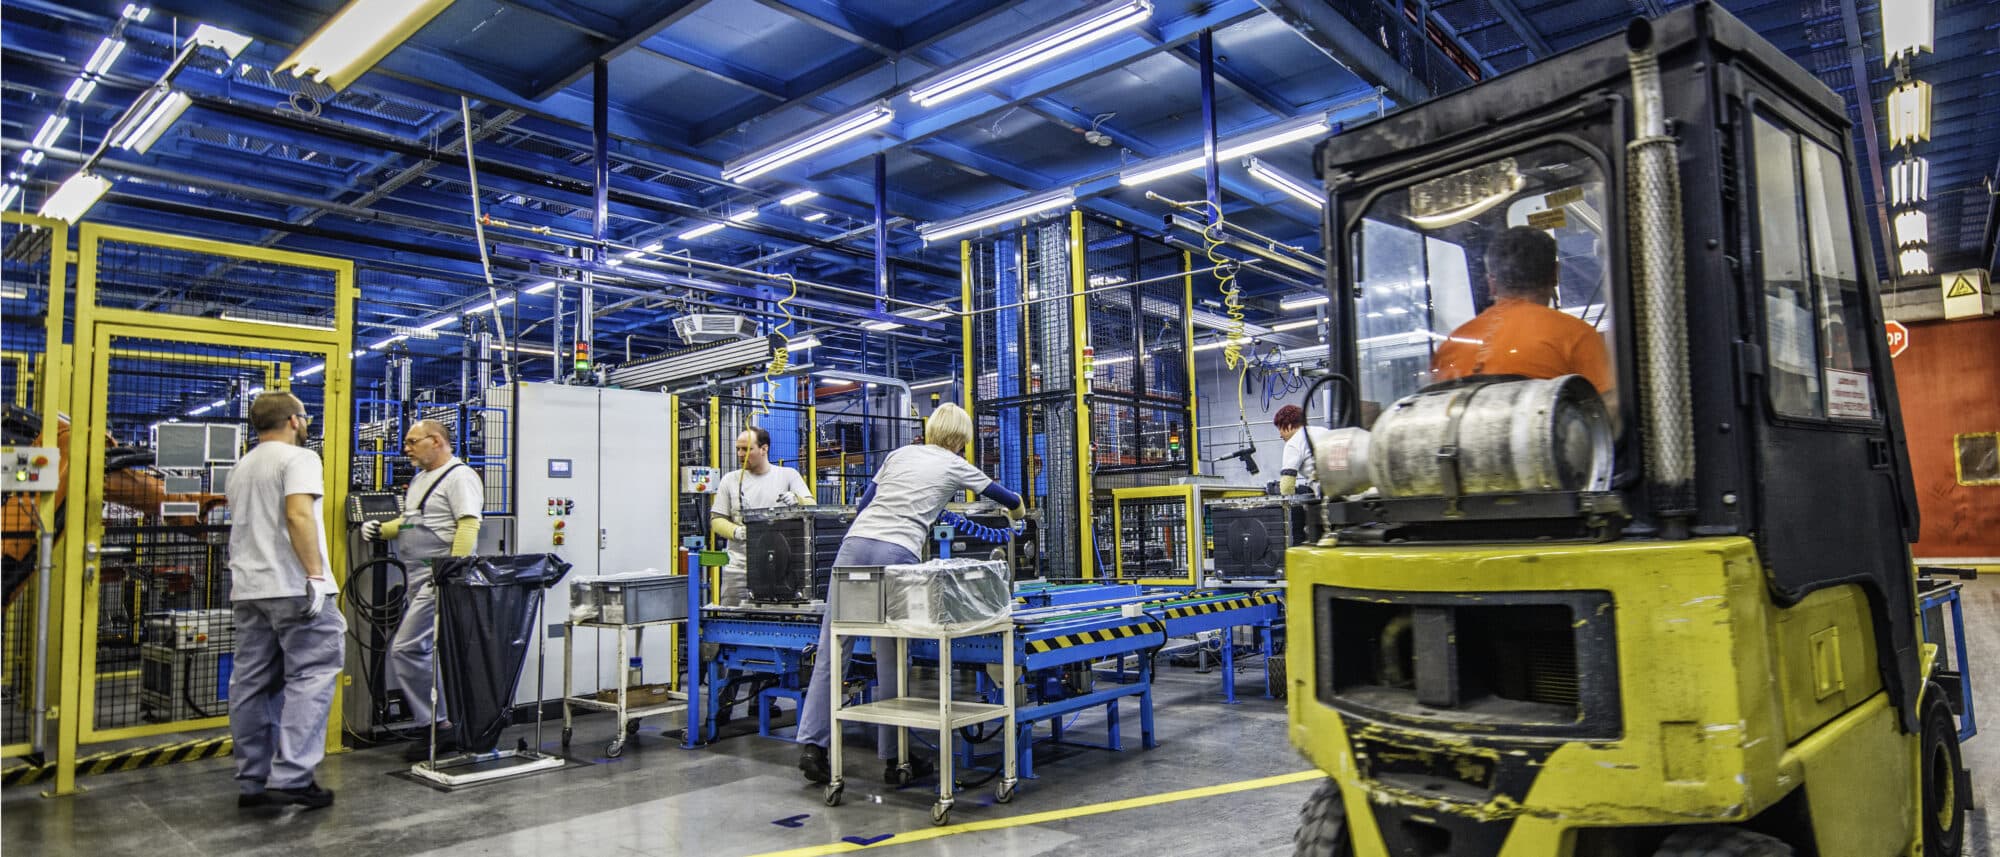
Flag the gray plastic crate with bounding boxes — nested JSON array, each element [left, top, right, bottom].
[[829, 567, 887, 624], [575, 574, 687, 625]]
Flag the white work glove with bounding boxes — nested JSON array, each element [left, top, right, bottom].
[[304, 576, 340, 618], [361, 520, 381, 541], [775, 492, 799, 507]]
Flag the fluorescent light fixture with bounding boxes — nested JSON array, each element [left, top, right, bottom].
[[31, 116, 70, 150], [189, 404, 215, 416], [728, 209, 758, 223], [65, 77, 98, 103], [219, 311, 335, 330], [1270, 318, 1319, 332], [417, 316, 456, 332], [910, 378, 953, 391], [525, 280, 557, 295], [863, 321, 904, 331], [0, 286, 27, 300], [1120, 114, 1331, 186], [1094, 354, 1134, 367], [1279, 293, 1329, 310], [917, 187, 1076, 244], [787, 336, 820, 351], [1898, 248, 1931, 276], [803, 212, 828, 222], [85, 38, 127, 75], [38, 172, 110, 223], [1891, 156, 1929, 205], [189, 24, 254, 59], [1881, 2, 1933, 62], [909, 0, 1153, 106], [209, 399, 229, 409], [278, 0, 455, 91], [465, 295, 516, 314], [350, 349, 367, 357], [1893, 210, 1928, 248], [21, 151, 45, 167], [368, 334, 408, 350], [780, 189, 819, 206], [1247, 157, 1324, 208], [678, 222, 725, 240], [1886, 80, 1931, 147], [497, 343, 557, 356], [721, 102, 895, 182], [123, 4, 151, 22], [294, 363, 326, 378], [110, 88, 192, 153], [0, 185, 19, 211]]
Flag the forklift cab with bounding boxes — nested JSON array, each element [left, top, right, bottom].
[[1285, 3, 1966, 855]]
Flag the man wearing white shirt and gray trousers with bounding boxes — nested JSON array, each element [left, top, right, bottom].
[[710, 426, 814, 607], [227, 391, 343, 810]]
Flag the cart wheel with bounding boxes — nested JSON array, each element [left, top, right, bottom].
[[886, 764, 913, 787], [560, 727, 573, 748], [625, 719, 642, 737], [822, 784, 844, 807], [930, 801, 951, 826], [606, 739, 624, 758], [995, 780, 1017, 804]]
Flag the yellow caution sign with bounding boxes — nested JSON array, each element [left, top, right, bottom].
[[1941, 269, 1989, 319], [1945, 275, 1976, 298]]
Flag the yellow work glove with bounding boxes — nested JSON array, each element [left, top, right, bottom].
[[450, 517, 481, 557], [1004, 503, 1027, 523], [712, 518, 745, 542], [1278, 475, 1297, 496]]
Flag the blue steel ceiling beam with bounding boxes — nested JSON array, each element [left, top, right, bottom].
[[1252, 0, 1429, 105], [1166, 43, 1294, 117], [640, 41, 791, 102], [1412, 4, 1499, 79], [1482, 0, 1551, 59], [750, 0, 899, 57], [527, 0, 710, 100]]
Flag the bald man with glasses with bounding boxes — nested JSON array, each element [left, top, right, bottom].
[[360, 418, 485, 759]]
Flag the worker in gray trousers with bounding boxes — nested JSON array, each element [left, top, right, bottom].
[[226, 392, 343, 810]]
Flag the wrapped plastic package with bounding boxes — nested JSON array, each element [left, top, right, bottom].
[[831, 558, 1011, 636]]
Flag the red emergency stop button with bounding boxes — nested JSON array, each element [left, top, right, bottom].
[[31, 455, 48, 467], [553, 520, 565, 530]]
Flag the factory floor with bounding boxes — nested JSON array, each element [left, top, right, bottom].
[[6, 577, 1999, 857]]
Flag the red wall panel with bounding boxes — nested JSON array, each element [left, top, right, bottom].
[[1890, 315, 2000, 559]]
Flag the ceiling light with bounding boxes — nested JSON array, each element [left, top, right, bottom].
[[788, 336, 820, 351], [1120, 114, 1331, 186], [679, 222, 725, 240], [1, 286, 27, 300], [1881, 3, 1933, 62], [65, 77, 98, 103], [1891, 156, 1929, 205], [525, 281, 557, 295], [109, 88, 192, 153], [722, 102, 895, 182], [1893, 210, 1928, 248], [917, 187, 1076, 243], [728, 209, 758, 223], [0, 185, 19, 211], [277, 0, 455, 91], [863, 321, 904, 331], [39, 172, 110, 223], [293, 363, 326, 378], [909, 0, 1153, 106], [910, 378, 953, 391], [1278, 293, 1328, 310], [84, 37, 127, 75], [780, 189, 818, 206], [417, 316, 456, 332], [1885, 80, 1931, 147], [31, 116, 70, 150], [1270, 318, 1319, 332], [497, 343, 557, 356], [122, 5, 151, 22], [21, 151, 45, 167], [219, 311, 335, 330], [1247, 157, 1323, 208], [368, 334, 408, 350], [1094, 354, 1134, 366], [1898, 248, 1931, 276], [189, 24, 254, 59], [465, 295, 516, 314], [803, 212, 827, 222]]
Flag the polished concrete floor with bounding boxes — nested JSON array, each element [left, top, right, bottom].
[[6, 577, 1999, 856]]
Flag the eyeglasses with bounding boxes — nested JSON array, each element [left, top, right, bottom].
[[401, 434, 443, 449], [291, 413, 313, 427]]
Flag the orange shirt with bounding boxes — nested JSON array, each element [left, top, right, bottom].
[[1429, 297, 1614, 393]]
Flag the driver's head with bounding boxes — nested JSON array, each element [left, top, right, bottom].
[[1484, 226, 1560, 302]]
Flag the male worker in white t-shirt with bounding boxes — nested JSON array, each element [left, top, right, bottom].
[[709, 426, 814, 606], [226, 391, 342, 810], [360, 418, 484, 760]]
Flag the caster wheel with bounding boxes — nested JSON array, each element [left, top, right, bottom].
[[822, 784, 844, 807], [606, 740, 624, 758], [930, 802, 951, 826], [560, 727, 573, 748], [995, 781, 1017, 804], [887, 764, 913, 787]]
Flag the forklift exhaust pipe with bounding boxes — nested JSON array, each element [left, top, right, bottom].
[[1625, 19, 1697, 536]]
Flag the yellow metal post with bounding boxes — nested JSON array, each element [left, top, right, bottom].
[[1069, 210, 1095, 578], [666, 393, 681, 691], [707, 397, 721, 602], [1184, 250, 1201, 476]]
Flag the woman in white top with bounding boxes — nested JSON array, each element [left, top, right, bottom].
[[795, 403, 1023, 786]]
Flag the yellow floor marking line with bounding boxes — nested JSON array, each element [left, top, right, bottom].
[[744, 769, 1322, 857]]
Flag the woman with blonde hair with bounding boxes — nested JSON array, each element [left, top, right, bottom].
[[795, 402, 1024, 785]]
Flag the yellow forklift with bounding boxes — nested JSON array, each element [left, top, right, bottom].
[[1283, 3, 1974, 855]]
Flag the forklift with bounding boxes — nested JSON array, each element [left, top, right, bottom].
[[1283, 3, 1973, 855]]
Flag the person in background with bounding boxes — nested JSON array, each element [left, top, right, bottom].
[[226, 391, 342, 810], [1273, 403, 1343, 498], [709, 426, 814, 607], [1430, 225, 1614, 396], [796, 403, 1025, 786], [361, 418, 485, 761]]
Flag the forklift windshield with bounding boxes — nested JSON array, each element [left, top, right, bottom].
[[1349, 142, 1618, 428]]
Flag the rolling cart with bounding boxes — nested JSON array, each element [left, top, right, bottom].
[[561, 572, 690, 757]]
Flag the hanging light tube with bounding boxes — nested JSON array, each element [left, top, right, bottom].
[[30, 116, 70, 150], [780, 189, 818, 206], [678, 222, 725, 240], [916, 187, 1075, 244], [1893, 210, 1928, 248], [1898, 248, 1931, 276], [721, 102, 895, 182], [277, 0, 455, 91], [1885, 80, 1931, 147], [1246, 157, 1324, 208], [1119, 114, 1331, 186], [84, 37, 127, 75], [803, 212, 828, 222], [109, 87, 192, 153], [1890, 156, 1929, 205], [38, 172, 110, 223], [1881, 3, 1934, 63], [1278, 294, 1329, 310], [908, 0, 1153, 106]]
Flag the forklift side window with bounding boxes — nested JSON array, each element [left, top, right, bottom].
[[1349, 143, 1616, 427], [1753, 115, 1878, 421]]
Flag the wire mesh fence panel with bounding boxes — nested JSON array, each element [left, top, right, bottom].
[[677, 395, 711, 545], [815, 404, 921, 505], [92, 237, 340, 325], [90, 335, 330, 732], [1083, 219, 1194, 476], [2, 219, 56, 748], [1113, 496, 1191, 581]]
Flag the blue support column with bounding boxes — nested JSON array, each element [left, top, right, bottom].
[[1199, 30, 1222, 226], [874, 153, 889, 315]]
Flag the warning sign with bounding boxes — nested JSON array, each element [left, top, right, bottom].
[[1526, 208, 1568, 231], [1824, 368, 1874, 420], [1885, 320, 1910, 358], [1942, 269, 1988, 320]]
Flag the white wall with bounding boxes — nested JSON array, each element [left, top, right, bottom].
[[1193, 349, 1301, 485]]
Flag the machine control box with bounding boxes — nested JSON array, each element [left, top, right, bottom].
[[546, 496, 576, 545], [683, 466, 719, 494], [346, 491, 403, 524], [2, 446, 59, 492]]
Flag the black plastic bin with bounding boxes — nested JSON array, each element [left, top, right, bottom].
[[434, 554, 572, 753]]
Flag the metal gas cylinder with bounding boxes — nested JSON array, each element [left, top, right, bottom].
[[1367, 375, 1612, 499]]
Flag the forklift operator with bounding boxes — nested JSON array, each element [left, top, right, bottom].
[[1430, 225, 1614, 395], [709, 427, 814, 607]]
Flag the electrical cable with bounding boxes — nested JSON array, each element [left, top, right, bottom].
[[759, 273, 799, 416], [341, 555, 427, 744], [1200, 201, 1250, 418], [456, 96, 514, 387]]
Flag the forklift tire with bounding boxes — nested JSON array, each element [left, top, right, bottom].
[[1652, 827, 1793, 856], [1292, 779, 1353, 857], [1922, 685, 1967, 857]]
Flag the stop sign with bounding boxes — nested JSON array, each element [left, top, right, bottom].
[[1885, 320, 1910, 358]]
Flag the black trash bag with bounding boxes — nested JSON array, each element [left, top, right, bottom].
[[433, 554, 572, 753]]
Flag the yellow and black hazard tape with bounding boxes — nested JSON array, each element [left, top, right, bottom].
[[1025, 620, 1163, 655], [1, 736, 233, 787], [1156, 591, 1281, 622]]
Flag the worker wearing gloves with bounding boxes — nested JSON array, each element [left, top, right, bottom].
[[797, 402, 1025, 787], [710, 427, 814, 607], [360, 418, 485, 761]]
